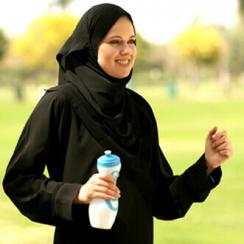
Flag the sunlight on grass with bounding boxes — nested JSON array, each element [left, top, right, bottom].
[[0, 224, 53, 244]]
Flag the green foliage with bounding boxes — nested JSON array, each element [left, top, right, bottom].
[[9, 14, 152, 76], [53, 0, 74, 9], [227, 28, 244, 76], [0, 29, 8, 61], [10, 14, 78, 72], [238, 0, 244, 17], [173, 25, 225, 65], [51, 0, 74, 10], [134, 33, 153, 72]]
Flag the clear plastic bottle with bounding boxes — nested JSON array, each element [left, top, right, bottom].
[[88, 150, 121, 229]]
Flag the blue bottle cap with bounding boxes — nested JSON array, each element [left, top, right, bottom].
[[97, 150, 121, 168]]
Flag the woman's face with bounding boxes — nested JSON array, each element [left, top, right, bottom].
[[97, 16, 137, 79]]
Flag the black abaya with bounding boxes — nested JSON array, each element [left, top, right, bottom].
[[3, 3, 222, 244]]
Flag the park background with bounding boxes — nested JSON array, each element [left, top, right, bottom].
[[0, 0, 243, 243]]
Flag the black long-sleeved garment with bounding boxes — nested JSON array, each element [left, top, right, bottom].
[[3, 83, 221, 244]]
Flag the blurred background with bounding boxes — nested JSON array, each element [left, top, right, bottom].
[[0, 0, 243, 243]]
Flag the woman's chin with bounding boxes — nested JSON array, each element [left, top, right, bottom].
[[111, 71, 131, 79]]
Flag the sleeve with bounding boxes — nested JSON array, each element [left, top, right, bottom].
[[2, 90, 82, 226], [124, 90, 222, 221], [153, 148, 222, 220]]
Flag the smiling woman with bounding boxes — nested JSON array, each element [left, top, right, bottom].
[[2, 3, 232, 244], [97, 16, 137, 79]]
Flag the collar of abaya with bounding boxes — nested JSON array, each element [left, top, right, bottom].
[[71, 64, 129, 117]]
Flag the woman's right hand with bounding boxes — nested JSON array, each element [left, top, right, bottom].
[[73, 173, 121, 204]]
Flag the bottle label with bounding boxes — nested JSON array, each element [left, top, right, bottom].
[[104, 169, 119, 211], [111, 170, 119, 180], [105, 199, 118, 211]]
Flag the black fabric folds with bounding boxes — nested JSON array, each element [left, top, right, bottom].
[[56, 3, 139, 154]]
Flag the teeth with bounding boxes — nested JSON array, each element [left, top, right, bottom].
[[117, 60, 129, 64]]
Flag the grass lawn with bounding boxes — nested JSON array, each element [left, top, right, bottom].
[[0, 83, 243, 243]]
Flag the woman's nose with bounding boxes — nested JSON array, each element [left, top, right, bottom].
[[120, 42, 133, 54]]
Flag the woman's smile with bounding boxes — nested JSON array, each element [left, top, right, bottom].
[[97, 16, 137, 79]]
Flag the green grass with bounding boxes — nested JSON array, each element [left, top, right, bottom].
[[139, 85, 244, 244], [0, 84, 244, 243]]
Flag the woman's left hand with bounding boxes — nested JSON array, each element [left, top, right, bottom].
[[205, 126, 233, 175]]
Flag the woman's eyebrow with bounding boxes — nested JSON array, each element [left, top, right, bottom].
[[107, 35, 136, 39]]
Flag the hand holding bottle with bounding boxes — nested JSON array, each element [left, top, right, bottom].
[[88, 150, 121, 229], [74, 173, 120, 204]]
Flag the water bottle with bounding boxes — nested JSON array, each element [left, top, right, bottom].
[[88, 150, 121, 229]]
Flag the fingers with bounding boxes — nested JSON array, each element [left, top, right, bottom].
[[90, 174, 120, 197], [205, 126, 233, 174], [89, 185, 120, 201], [212, 130, 227, 146], [211, 129, 233, 158], [212, 130, 227, 147], [208, 126, 218, 140], [97, 173, 117, 185], [77, 173, 121, 204]]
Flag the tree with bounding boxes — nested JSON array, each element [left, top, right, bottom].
[[226, 0, 244, 76], [0, 29, 8, 61], [173, 25, 225, 65], [50, 0, 74, 10], [133, 33, 152, 72], [10, 14, 78, 72], [172, 24, 227, 81], [239, 0, 244, 21], [227, 29, 244, 76]]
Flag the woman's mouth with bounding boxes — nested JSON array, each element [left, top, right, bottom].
[[116, 59, 130, 65]]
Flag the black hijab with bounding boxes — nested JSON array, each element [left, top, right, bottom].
[[56, 3, 143, 154], [57, 3, 134, 85]]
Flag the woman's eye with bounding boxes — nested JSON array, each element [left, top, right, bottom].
[[128, 39, 136, 45], [109, 40, 122, 45], [108, 39, 136, 46]]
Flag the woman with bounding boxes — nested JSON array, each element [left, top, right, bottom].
[[3, 3, 232, 244]]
